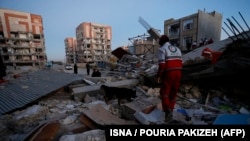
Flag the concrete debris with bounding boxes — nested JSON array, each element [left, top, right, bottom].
[[134, 106, 165, 125], [59, 129, 106, 141], [72, 79, 139, 102], [81, 104, 137, 126], [239, 107, 250, 114]]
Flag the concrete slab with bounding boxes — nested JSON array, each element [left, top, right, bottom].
[[72, 79, 139, 101], [81, 104, 138, 125], [134, 107, 165, 125], [124, 96, 161, 112]]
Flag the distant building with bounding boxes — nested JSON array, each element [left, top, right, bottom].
[[64, 37, 76, 64], [164, 9, 223, 52], [0, 8, 47, 68], [75, 22, 112, 64]]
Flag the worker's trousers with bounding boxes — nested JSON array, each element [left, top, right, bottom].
[[160, 69, 182, 112]]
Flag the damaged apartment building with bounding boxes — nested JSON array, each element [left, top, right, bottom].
[[127, 9, 222, 56], [0, 8, 47, 68], [65, 22, 112, 66], [164, 9, 222, 52]]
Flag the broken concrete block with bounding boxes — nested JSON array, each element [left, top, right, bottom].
[[124, 97, 161, 113], [134, 106, 165, 125], [239, 107, 250, 114]]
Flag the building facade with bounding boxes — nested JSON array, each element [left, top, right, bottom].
[[75, 22, 112, 64], [164, 9, 223, 52], [0, 8, 47, 68], [64, 37, 76, 64]]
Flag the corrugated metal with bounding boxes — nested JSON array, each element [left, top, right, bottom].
[[0, 69, 82, 115]]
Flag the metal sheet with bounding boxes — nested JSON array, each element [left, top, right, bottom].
[[0, 70, 82, 115]]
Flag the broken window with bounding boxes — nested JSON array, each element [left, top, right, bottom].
[[168, 24, 180, 36], [87, 44, 91, 48], [10, 32, 18, 38], [2, 47, 8, 53], [33, 34, 41, 39], [0, 31, 4, 38], [183, 19, 194, 30], [170, 38, 180, 47]]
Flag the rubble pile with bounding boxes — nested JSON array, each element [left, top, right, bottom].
[[0, 69, 249, 140]]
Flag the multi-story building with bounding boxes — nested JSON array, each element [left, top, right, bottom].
[[164, 9, 223, 52], [128, 10, 222, 55], [75, 22, 112, 64], [0, 8, 47, 68], [64, 37, 76, 64]]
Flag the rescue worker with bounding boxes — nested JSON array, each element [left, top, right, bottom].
[[156, 35, 183, 122], [86, 62, 90, 75]]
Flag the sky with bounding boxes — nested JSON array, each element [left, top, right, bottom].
[[0, 0, 250, 62]]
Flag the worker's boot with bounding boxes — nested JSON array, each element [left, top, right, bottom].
[[164, 109, 173, 122]]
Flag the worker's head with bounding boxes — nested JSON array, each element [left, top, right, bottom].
[[159, 35, 169, 46]]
